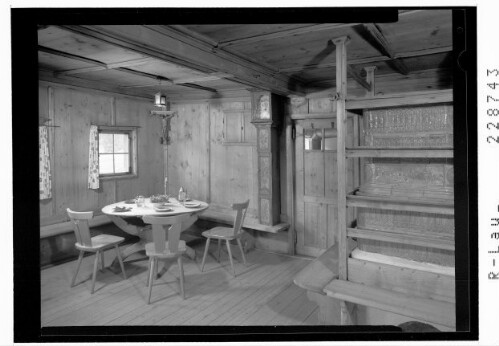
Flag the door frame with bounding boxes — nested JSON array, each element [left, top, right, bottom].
[[287, 114, 360, 256]]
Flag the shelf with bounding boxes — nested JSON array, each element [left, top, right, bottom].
[[346, 193, 454, 215], [346, 89, 453, 110], [290, 112, 335, 120], [346, 147, 453, 158], [347, 227, 454, 251], [324, 279, 455, 328]]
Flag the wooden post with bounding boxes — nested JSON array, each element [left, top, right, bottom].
[[334, 36, 349, 281], [334, 35, 351, 325], [364, 66, 377, 98], [285, 115, 296, 254]]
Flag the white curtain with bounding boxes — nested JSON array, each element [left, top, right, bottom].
[[39, 126, 52, 199], [88, 125, 100, 189]]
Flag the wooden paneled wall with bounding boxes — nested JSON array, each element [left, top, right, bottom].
[[168, 100, 259, 219], [39, 83, 164, 227]]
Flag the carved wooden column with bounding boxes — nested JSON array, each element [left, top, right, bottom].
[[251, 91, 282, 226]]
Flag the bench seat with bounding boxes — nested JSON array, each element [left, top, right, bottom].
[[199, 209, 289, 233]]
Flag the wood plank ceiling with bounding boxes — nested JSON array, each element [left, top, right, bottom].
[[38, 9, 453, 102]]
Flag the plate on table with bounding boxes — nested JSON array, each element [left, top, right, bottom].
[[124, 199, 136, 204], [184, 202, 201, 208], [157, 203, 177, 208], [113, 206, 132, 212], [153, 206, 173, 212]]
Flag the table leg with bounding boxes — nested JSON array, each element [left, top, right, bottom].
[[108, 213, 199, 272], [110, 239, 148, 272]]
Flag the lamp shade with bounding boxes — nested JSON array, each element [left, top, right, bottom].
[[154, 92, 167, 107]]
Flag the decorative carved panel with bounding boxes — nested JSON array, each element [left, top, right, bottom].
[[260, 198, 271, 225], [360, 158, 454, 199], [357, 104, 455, 266], [357, 209, 455, 235], [363, 104, 453, 147], [257, 127, 270, 152], [259, 155, 271, 194]]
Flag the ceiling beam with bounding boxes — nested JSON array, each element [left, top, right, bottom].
[[362, 23, 409, 75], [216, 23, 359, 48], [40, 45, 219, 93], [39, 45, 106, 68], [57, 25, 306, 96], [38, 69, 153, 100], [172, 73, 233, 85], [55, 57, 156, 76], [120, 73, 234, 88], [279, 46, 451, 73]]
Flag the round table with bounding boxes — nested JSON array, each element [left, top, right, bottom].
[[102, 198, 209, 267]]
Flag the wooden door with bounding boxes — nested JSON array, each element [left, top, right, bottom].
[[294, 118, 356, 257]]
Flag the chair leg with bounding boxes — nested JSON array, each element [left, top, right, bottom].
[[217, 239, 222, 261], [91, 250, 100, 294], [115, 245, 127, 280], [237, 238, 247, 265], [154, 258, 159, 280], [226, 239, 236, 277], [178, 256, 185, 299], [71, 251, 84, 287], [146, 257, 152, 287], [100, 251, 105, 271], [200, 238, 210, 272], [147, 258, 155, 304]]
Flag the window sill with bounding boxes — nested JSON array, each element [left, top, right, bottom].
[[99, 174, 138, 181]]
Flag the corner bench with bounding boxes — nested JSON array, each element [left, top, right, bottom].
[[198, 209, 289, 233]]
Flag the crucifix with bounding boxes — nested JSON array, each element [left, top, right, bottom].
[[150, 92, 176, 145]]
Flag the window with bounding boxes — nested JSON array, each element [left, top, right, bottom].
[[304, 128, 337, 151], [98, 128, 137, 177]]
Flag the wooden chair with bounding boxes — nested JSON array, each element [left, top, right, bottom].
[[142, 213, 191, 304], [200, 200, 249, 276], [66, 208, 127, 294]]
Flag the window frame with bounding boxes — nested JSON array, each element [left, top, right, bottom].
[[98, 126, 138, 180], [304, 127, 337, 152]]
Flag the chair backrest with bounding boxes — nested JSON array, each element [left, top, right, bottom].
[[232, 199, 250, 236], [67, 208, 94, 247], [142, 214, 191, 253]]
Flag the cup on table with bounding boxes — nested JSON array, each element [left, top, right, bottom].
[[136, 195, 145, 207]]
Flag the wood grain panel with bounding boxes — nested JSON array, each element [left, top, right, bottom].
[[303, 202, 328, 251], [303, 151, 324, 197], [207, 101, 258, 216], [39, 26, 147, 64], [116, 97, 163, 200], [324, 152, 338, 198], [327, 204, 338, 248], [183, 24, 313, 44], [168, 103, 210, 202], [347, 258, 455, 303], [40, 84, 164, 227]]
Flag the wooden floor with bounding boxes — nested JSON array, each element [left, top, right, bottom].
[[41, 241, 320, 326]]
